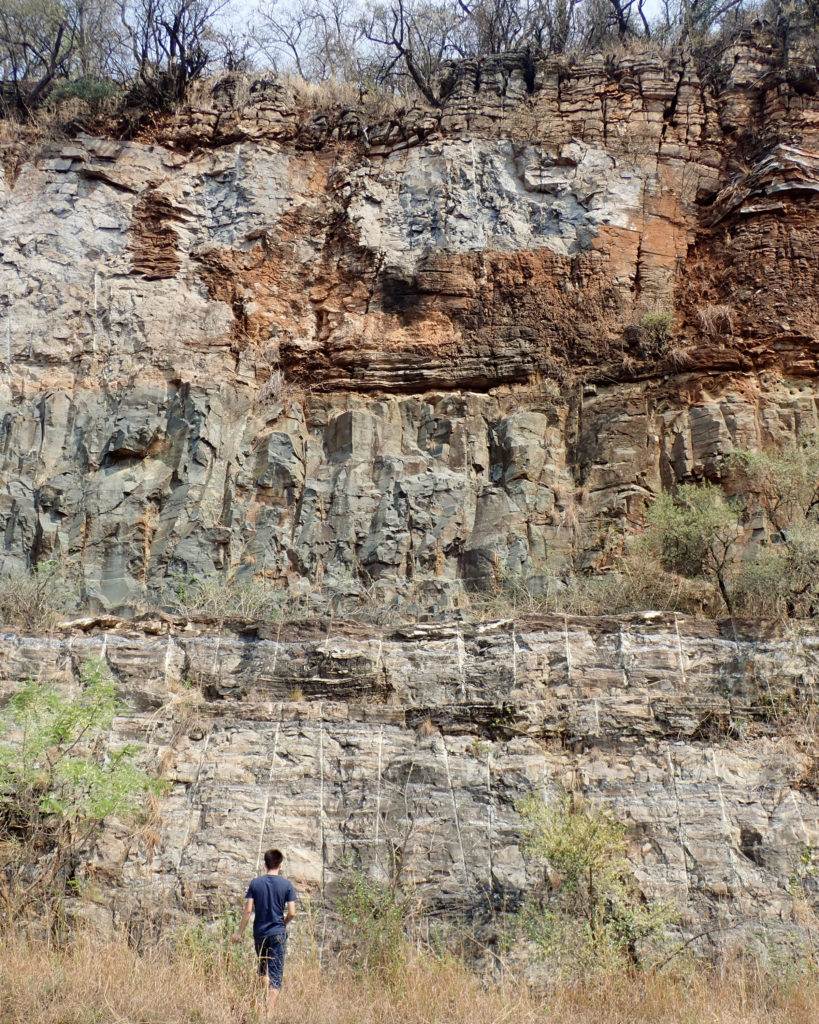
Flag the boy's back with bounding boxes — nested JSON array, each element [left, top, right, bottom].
[[246, 873, 297, 937]]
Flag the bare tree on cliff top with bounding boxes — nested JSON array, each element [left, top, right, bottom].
[[362, 0, 469, 103], [254, 0, 371, 81], [118, 0, 229, 106], [675, 0, 746, 41], [457, 0, 584, 53], [0, 0, 76, 114], [360, 0, 613, 104]]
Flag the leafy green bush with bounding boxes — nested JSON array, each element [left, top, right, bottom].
[[639, 310, 674, 352], [729, 525, 819, 619], [628, 434, 819, 619], [336, 872, 412, 977], [175, 906, 246, 976], [730, 436, 819, 616], [0, 660, 158, 919], [49, 77, 121, 110], [641, 483, 743, 613], [515, 794, 674, 976], [732, 435, 819, 532]]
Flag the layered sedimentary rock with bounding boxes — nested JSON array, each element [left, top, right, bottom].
[[2, 25, 819, 950], [1, 614, 817, 950], [1, 24, 818, 610]]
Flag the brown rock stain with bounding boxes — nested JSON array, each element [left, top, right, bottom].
[[130, 191, 185, 279]]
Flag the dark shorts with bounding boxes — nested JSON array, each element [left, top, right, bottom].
[[254, 932, 287, 989]]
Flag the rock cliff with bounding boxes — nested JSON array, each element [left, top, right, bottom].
[[2, 20, 819, 952], [2, 613, 817, 952], [1, 24, 818, 611]]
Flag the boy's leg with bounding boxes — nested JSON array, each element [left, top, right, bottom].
[[265, 934, 287, 1016], [255, 937, 273, 1013], [266, 983, 280, 1014]]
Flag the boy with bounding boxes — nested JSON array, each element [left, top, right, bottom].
[[231, 848, 296, 1016]]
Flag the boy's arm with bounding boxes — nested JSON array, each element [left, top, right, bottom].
[[284, 900, 296, 926], [231, 898, 254, 943]]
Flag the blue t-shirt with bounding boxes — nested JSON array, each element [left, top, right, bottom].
[[246, 874, 297, 937]]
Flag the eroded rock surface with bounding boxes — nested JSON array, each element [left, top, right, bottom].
[[1, 24, 818, 610], [2, 20, 818, 959], [1, 615, 817, 950]]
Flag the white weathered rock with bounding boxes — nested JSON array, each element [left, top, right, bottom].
[[1, 614, 817, 949]]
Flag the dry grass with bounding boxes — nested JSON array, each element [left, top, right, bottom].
[[665, 340, 697, 369], [281, 72, 413, 121], [470, 564, 716, 621], [545, 963, 818, 1024], [255, 367, 309, 414], [696, 303, 735, 340], [0, 927, 817, 1024], [0, 562, 80, 629]]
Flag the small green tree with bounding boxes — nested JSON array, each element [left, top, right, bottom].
[[731, 434, 819, 617], [516, 794, 673, 974], [642, 482, 742, 614], [336, 871, 412, 977], [0, 660, 157, 920], [733, 435, 819, 541]]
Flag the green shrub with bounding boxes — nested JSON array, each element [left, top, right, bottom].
[[641, 483, 743, 613], [49, 77, 121, 109], [730, 549, 790, 618], [336, 872, 412, 977], [789, 845, 819, 903], [730, 434, 819, 616], [515, 794, 674, 977], [732, 435, 819, 532], [0, 660, 158, 919], [640, 310, 674, 350], [174, 906, 245, 976]]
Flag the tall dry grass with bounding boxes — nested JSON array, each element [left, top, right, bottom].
[[0, 927, 817, 1024]]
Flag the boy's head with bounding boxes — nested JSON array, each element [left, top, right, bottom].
[[263, 848, 284, 870]]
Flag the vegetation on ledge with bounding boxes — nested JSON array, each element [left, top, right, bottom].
[[0, 1, 816, 122]]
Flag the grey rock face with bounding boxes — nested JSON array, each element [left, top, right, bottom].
[[1, 615, 817, 949], [1, 33, 818, 609], [3, 372, 818, 611], [344, 139, 643, 264]]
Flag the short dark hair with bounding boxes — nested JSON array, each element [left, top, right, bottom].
[[264, 848, 284, 870]]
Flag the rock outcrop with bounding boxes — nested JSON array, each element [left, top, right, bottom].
[[2, 21, 819, 954], [1, 23, 818, 611], [2, 614, 817, 951]]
